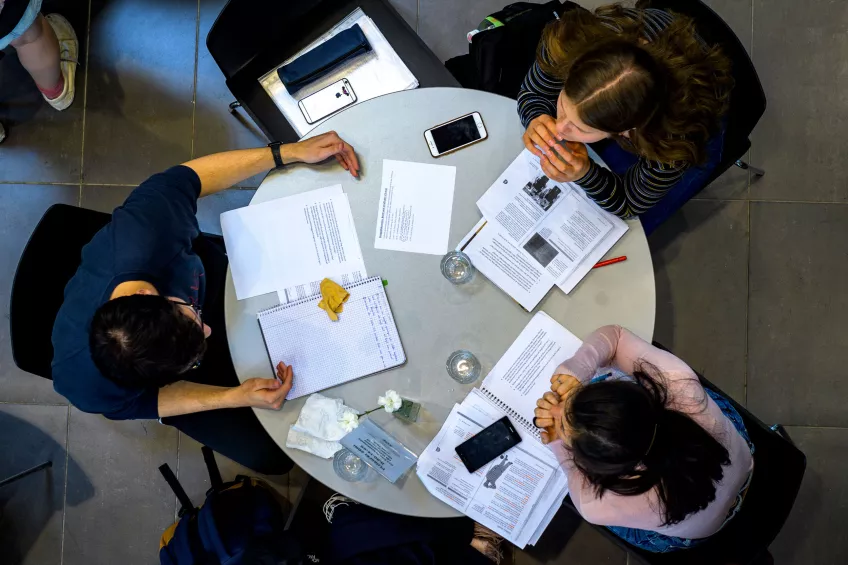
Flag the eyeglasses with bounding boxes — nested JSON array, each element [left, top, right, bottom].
[[169, 299, 204, 370]]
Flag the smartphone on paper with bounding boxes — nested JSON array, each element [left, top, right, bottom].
[[424, 112, 488, 158], [455, 416, 522, 474], [298, 78, 357, 124]]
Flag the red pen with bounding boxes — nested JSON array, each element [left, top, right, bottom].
[[593, 256, 627, 269]]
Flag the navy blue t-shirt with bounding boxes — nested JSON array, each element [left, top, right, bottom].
[[51, 166, 205, 420]]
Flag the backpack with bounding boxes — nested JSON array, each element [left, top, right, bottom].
[[159, 446, 303, 565], [444, 1, 582, 99]]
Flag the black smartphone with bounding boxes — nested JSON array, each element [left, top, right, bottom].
[[455, 416, 522, 474]]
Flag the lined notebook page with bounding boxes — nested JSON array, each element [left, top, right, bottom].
[[479, 312, 582, 440], [258, 277, 406, 399]]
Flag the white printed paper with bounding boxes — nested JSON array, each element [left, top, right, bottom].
[[221, 186, 366, 300], [458, 218, 554, 311], [374, 160, 456, 255], [477, 150, 628, 293]]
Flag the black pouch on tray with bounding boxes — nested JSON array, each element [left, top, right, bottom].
[[278, 24, 372, 95]]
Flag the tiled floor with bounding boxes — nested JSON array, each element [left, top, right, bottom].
[[0, 0, 844, 563]]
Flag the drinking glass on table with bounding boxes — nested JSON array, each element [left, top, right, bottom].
[[333, 448, 369, 482], [441, 251, 475, 284], [446, 350, 482, 384]]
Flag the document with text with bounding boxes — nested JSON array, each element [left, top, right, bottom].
[[221, 185, 366, 300], [477, 150, 628, 293], [374, 159, 456, 255]]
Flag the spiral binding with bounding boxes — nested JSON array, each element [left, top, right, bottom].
[[258, 276, 380, 317], [480, 388, 542, 441]]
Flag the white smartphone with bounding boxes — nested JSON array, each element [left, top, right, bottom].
[[424, 112, 488, 158], [298, 78, 357, 124]]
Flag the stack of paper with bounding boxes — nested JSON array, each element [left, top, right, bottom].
[[458, 150, 629, 311], [221, 185, 367, 302], [259, 8, 418, 137], [417, 312, 579, 547]]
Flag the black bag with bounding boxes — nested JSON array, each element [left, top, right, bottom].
[[445, 1, 582, 99], [158, 446, 303, 565]]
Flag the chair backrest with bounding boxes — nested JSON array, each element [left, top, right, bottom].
[[206, 0, 332, 81], [581, 375, 806, 565], [645, 0, 766, 169], [10, 205, 112, 379]]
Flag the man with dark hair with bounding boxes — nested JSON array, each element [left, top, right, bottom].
[[51, 132, 360, 474]]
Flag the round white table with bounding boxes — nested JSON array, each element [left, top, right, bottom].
[[224, 87, 655, 517]]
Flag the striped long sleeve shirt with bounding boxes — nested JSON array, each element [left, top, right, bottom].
[[517, 8, 688, 218]]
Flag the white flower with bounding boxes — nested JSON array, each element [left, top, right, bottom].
[[378, 390, 403, 413], [339, 410, 360, 433]]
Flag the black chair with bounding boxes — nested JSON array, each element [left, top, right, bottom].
[[206, 0, 459, 143], [561, 373, 805, 565], [648, 0, 766, 182], [9, 204, 226, 381], [10, 205, 112, 379]]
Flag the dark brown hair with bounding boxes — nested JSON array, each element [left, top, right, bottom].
[[565, 366, 730, 526], [539, 3, 733, 165]]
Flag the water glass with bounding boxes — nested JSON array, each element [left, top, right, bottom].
[[333, 448, 369, 482], [440, 251, 475, 284], [446, 350, 482, 384]]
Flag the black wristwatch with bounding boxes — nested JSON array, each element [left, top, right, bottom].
[[268, 141, 285, 169]]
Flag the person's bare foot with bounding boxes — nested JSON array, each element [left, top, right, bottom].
[[43, 14, 78, 111]]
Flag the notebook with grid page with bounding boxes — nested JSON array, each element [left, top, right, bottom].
[[257, 276, 406, 399]]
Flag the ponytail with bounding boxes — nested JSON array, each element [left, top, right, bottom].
[[566, 368, 730, 526]]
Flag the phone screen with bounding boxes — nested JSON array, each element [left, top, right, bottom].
[[455, 417, 522, 473], [430, 115, 482, 154], [300, 80, 355, 123]]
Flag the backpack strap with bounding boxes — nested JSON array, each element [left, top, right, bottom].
[[201, 446, 224, 491], [159, 463, 195, 517]]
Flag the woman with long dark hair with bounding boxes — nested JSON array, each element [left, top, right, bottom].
[[517, 2, 733, 218], [533, 326, 754, 552]]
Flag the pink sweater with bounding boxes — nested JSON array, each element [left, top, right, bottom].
[[550, 326, 754, 539]]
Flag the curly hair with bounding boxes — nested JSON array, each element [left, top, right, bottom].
[[539, 3, 733, 165]]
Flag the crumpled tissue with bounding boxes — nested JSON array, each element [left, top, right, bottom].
[[285, 393, 357, 459]]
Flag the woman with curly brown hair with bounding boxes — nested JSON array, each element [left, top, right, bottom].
[[517, 2, 733, 221]]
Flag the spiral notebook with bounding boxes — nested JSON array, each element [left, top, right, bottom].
[[257, 276, 406, 399], [477, 312, 583, 441]]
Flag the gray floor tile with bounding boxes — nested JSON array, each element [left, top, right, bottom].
[[62, 408, 178, 565], [649, 200, 748, 402], [82, 0, 197, 185], [388, 0, 418, 31], [81, 185, 256, 235], [748, 203, 848, 426], [79, 184, 132, 213], [194, 0, 270, 188], [418, 0, 547, 62], [515, 520, 626, 565], [694, 159, 750, 200], [0, 184, 78, 404], [768, 426, 848, 565], [750, 1, 848, 202], [0, 405, 77, 565], [177, 434, 290, 509]]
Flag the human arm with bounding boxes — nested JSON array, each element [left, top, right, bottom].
[[157, 361, 294, 418], [517, 46, 561, 129], [573, 157, 688, 218], [183, 131, 360, 197]]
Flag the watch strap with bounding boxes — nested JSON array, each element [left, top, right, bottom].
[[268, 142, 285, 168]]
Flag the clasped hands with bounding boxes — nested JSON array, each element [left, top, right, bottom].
[[523, 115, 591, 183], [534, 370, 581, 444]]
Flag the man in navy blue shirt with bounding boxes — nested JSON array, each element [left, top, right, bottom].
[[51, 132, 360, 474]]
